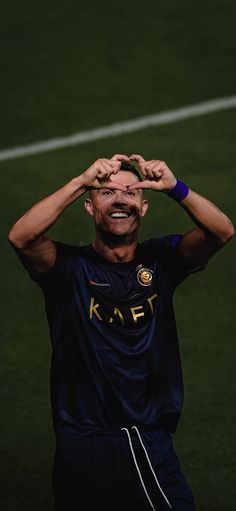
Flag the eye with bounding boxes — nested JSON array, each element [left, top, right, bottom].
[[124, 190, 136, 196], [102, 190, 113, 196]]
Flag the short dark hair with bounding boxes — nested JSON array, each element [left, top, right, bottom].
[[120, 161, 142, 181]]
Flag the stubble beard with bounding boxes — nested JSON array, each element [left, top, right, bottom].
[[95, 222, 140, 248]]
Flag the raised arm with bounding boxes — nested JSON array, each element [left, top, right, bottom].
[[8, 157, 127, 274], [173, 190, 234, 267], [129, 154, 234, 268]]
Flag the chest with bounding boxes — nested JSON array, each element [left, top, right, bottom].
[[68, 258, 172, 329]]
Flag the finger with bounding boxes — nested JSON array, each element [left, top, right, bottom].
[[109, 160, 122, 174], [95, 182, 127, 191], [129, 154, 145, 163], [147, 159, 161, 165], [145, 161, 162, 171], [100, 158, 119, 167], [100, 158, 121, 167], [138, 162, 147, 177], [128, 181, 150, 190], [144, 167, 155, 179], [97, 171, 108, 181], [104, 182, 128, 191], [129, 180, 163, 191], [99, 161, 119, 177], [111, 154, 130, 162], [152, 173, 162, 181], [92, 183, 127, 192], [145, 161, 164, 179], [129, 155, 147, 176], [144, 160, 165, 177], [146, 169, 162, 180], [97, 161, 111, 179], [148, 160, 167, 172]]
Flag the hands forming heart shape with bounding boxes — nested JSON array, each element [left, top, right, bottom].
[[110, 153, 177, 192], [79, 153, 177, 192]]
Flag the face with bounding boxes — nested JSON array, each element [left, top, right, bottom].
[[84, 171, 148, 239]]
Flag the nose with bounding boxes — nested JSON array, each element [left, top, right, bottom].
[[112, 190, 129, 205]]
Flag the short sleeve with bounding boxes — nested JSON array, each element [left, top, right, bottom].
[[151, 234, 201, 288], [29, 241, 80, 293]]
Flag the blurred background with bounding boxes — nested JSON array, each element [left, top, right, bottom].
[[0, 1, 235, 509]]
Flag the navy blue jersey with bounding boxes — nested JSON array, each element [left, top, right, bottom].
[[30, 235, 194, 442]]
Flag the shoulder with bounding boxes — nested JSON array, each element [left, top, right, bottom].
[[54, 240, 83, 258], [138, 235, 190, 288], [52, 241, 92, 273], [139, 234, 182, 255], [30, 241, 89, 287]]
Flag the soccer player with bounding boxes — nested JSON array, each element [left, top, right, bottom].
[[8, 154, 234, 511]]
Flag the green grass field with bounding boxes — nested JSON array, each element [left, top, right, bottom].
[[1, 1, 236, 510]]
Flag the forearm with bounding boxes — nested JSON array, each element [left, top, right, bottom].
[[180, 189, 234, 244], [8, 176, 86, 248]]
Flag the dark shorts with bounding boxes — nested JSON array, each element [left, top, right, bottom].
[[53, 427, 195, 511]]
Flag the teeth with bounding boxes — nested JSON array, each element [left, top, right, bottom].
[[110, 212, 129, 218]]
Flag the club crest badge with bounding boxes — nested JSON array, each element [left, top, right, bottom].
[[137, 267, 153, 286]]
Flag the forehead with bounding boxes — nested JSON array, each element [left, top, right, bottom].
[[89, 170, 142, 200], [109, 170, 139, 186]]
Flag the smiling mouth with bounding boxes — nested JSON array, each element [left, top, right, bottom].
[[109, 212, 131, 218]]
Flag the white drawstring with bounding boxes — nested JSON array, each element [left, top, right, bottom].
[[121, 427, 156, 510], [131, 426, 172, 509], [121, 426, 172, 510]]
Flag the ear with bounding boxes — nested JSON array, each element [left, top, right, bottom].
[[84, 198, 94, 216], [141, 199, 149, 217]]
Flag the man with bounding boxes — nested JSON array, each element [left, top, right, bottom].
[[8, 153, 234, 510]]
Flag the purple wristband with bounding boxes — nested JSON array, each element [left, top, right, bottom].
[[166, 179, 189, 202]]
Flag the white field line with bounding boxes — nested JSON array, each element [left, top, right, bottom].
[[1, 95, 236, 162]]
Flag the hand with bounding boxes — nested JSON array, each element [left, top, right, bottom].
[[111, 153, 130, 163], [78, 157, 128, 191], [128, 154, 177, 192]]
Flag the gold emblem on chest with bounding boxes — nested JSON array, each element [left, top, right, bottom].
[[137, 267, 153, 286]]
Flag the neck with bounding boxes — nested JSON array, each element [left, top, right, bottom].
[[92, 233, 138, 263]]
